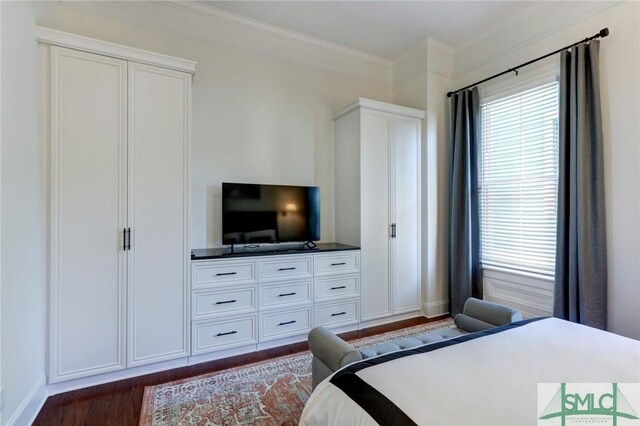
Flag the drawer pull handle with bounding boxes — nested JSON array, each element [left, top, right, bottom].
[[331, 312, 347, 317], [215, 330, 238, 337], [277, 292, 297, 297], [278, 320, 297, 326], [216, 272, 237, 276], [330, 262, 347, 266], [277, 267, 297, 271], [215, 299, 237, 305], [330, 285, 347, 290]]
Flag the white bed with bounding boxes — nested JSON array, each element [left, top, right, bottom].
[[300, 318, 640, 425]]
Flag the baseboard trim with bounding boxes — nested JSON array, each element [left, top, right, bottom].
[[424, 299, 450, 318], [5, 375, 48, 426], [47, 357, 189, 396], [359, 311, 422, 329]]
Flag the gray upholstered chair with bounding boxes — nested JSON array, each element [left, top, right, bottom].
[[307, 297, 522, 389]]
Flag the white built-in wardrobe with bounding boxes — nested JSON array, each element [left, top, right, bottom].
[[334, 99, 423, 326], [39, 28, 195, 384]]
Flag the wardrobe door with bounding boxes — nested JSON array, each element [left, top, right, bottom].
[[389, 117, 421, 314], [127, 62, 190, 366], [50, 47, 128, 382], [360, 111, 392, 321]]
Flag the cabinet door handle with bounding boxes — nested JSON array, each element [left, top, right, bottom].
[[214, 299, 237, 305], [330, 262, 347, 266], [391, 223, 397, 238], [330, 285, 347, 290], [278, 320, 297, 326], [331, 312, 347, 317], [277, 292, 297, 297], [216, 272, 237, 276], [277, 267, 296, 271], [215, 330, 238, 337], [122, 228, 131, 251]]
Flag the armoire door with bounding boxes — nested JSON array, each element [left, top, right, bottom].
[[389, 117, 421, 314], [127, 62, 190, 366], [360, 111, 392, 321], [49, 47, 128, 382]]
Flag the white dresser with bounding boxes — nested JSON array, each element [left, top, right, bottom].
[[190, 245, 360, 363]]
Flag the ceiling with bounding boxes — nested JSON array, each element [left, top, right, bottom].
[[201, 1, 612, 60]]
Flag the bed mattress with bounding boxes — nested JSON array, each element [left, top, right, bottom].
[[300, 317, 640, 425]]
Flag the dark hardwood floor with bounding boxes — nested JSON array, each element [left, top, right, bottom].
[[34, 315, 447, 425]]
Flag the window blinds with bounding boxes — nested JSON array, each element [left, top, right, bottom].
[[479, 81, 559, 276]]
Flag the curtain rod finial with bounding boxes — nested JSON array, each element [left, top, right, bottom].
[[600, 28, 609, 38]]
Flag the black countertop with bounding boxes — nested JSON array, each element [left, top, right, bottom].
[[191, 242, 360, 261]]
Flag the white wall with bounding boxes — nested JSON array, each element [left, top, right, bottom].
[[1, 1, 48, 424], [393, 40, 453, 317], [453, 1, 640, 339], [33, 2, 393, 249]]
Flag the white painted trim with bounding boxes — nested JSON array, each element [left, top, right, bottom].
[[164, 1, 391, 69], [453, 1, 620, 78], [188, 343, 258, 366], [5, 376, 48, 426], [334, 98, 425, 120], [35, 26, 197, 74], [47, 358, 188, 396], [57, 1, 391, 87], [423, 300, 450, 318], [482, 268, 554, 319], [257, 333, 309, 350], [359, 311, 422, 329], [426, 37, 455, 55]]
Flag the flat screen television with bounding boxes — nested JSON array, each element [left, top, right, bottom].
[[222, 182, 320, 245]]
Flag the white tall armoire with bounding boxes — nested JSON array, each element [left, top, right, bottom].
[[334, 98, 423, 325], [40, 28, 195, 384]]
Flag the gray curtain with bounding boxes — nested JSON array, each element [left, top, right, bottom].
[[554, 40, 607, 329], [449, 87, 482, 316]]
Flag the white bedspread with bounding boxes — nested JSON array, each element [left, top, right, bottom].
[[300, 318, 640, 425]]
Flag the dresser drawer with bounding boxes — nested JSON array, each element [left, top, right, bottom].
[[193, 260, 257, 289], [192, 286, 257, 320], [315, 252, 360, 276], [315, 275, 359, 302], [260, 281, 311, 310], [260, 256, 312, 281], [259, 307, 312, 341], [192, 316, 257, 354], [316, 299, 359, 328]]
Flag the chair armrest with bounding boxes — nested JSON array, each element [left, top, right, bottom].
[[308, 326, 362, 372], [462, 298, 523, 327]]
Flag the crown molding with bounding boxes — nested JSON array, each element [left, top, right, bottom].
[[56, 1, 392, 87], [168, 1, 392, 69], [333, 97, 424, 120], [36, 26, 197, 74], [453, 1, 621, 79], [392, 37, 453, 88]]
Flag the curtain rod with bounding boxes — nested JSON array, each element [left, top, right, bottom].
[[447, 28, 609, 98]]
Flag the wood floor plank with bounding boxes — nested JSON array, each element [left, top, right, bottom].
[[33, 315, 447, 425]]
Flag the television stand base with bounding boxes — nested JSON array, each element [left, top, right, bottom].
[[303, 241, 317, 249]]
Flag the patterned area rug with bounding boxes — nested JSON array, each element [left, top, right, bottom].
[[139, 318, 454, 426]]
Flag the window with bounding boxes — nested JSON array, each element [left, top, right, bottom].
[[479, 81, 559, 276]]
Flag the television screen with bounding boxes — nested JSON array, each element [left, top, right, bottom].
[[222, 182, 320, 245]]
